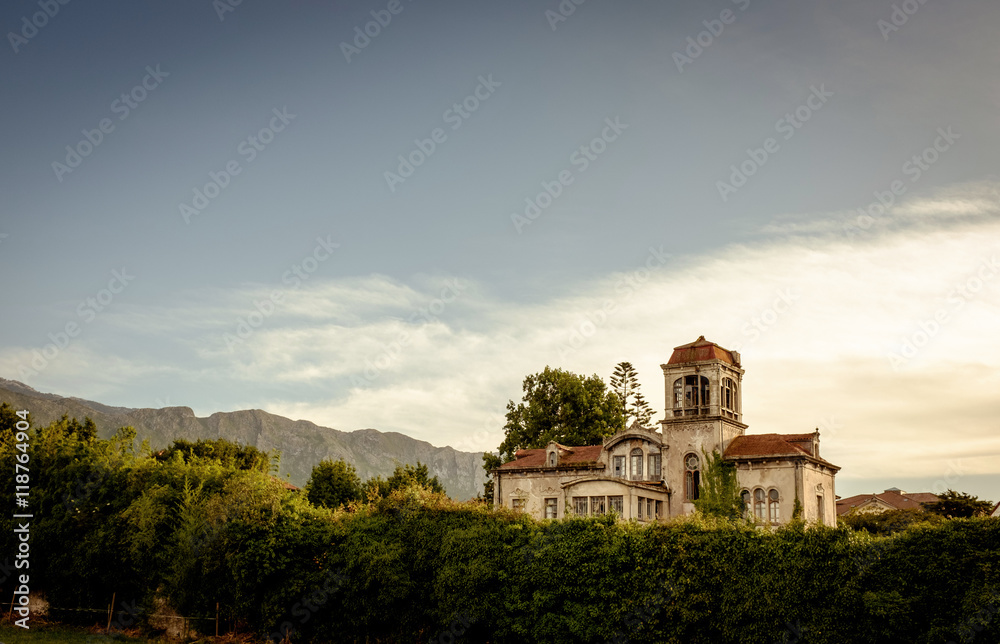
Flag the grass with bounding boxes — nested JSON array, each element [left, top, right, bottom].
[[0, 620, 258, 643], [0, 621, 158, 642]]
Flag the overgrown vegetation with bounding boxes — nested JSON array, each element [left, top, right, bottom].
[[3, 403, 999, 644]]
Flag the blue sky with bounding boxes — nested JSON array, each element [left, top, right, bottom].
[[1, 0, 998, 500]]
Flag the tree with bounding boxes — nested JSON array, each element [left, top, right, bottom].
[[306, 458, 363, 509], [610, 361, 656, 428], [692, 449, 743, 519], [921, 489, 994, 518], [154, 438, 274, 473], [493, 367, 625, 462], [364, 462, 445, 499]]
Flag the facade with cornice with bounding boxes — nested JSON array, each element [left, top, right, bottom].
[[491, 336, 841, 526]]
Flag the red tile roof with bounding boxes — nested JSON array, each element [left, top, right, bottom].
[[835, 490, 939, 515], [666, 336, 739, 366], [500, 444, 603, 469], [724, 433, 814, 458]]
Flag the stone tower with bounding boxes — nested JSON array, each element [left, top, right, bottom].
[[659, 336, 747, 516]]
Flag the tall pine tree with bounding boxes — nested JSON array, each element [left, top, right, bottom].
[[610, 361, 656, 428]]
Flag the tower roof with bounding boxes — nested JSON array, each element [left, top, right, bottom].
[[666, 336, 739, 366]]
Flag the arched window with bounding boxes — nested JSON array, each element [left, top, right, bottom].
[[547, 452, 557, 467], [753, 488, 766, 520], [768, 489, 780, 523], [740, 490, 751, 517], [630, 448, 643, 481], [722, 378, 739, 418], [674, 375, 711, 416], [684, 453, 700, 501]]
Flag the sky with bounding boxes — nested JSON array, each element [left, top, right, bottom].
[[1, 0, 998, 501]]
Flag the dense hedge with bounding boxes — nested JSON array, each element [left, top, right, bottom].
[[2, 411, 999, 643]]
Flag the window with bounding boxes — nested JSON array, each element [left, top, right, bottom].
[[613, 455, 625, 478], [637, 496, 644, 520], [512, 498, 525, 512], [630, 448, 643, 481], [609, 496, 624, 515], [648, 453, 661, 480], [768, 489, 780, 523], [674, 375, 711, 415], [817, 494, 825, 523], [655, 500, 663, 520], [722, 378, 739, 419], [646, 498, 653, 520], [591, 496, 606, 515], [547, 451, 557, 467], [544, 498, 557, 519], [754, 488, 766, 520], [740, 490, 751, 517], [573, 496, 588, 516], [684, 453, 700, 501]]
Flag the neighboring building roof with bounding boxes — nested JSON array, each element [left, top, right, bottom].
[[835, 489, 939, 516], [991, 501, 1000, 518], [499, 444, 604, 469], [667, 336, 739, 366]]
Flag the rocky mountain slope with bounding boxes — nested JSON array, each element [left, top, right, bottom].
[[0, 379, 487, 499]]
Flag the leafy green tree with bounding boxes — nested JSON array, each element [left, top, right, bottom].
[[494, 367, 624, 462], [609, 361, 656, 428], [921, 489, 994, 518], [692, 449, 743, 519], [155, 438, 273, 473], [364, 461, 445, 498], [306, 458, 363, 508]]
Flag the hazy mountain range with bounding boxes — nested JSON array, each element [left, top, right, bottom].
[[0, 379, 487, 500]]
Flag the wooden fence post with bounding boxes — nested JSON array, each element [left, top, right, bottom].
[[106, 592, 116, 633]]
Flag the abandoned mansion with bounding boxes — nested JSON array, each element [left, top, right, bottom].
[[491, 336, 840, 527]]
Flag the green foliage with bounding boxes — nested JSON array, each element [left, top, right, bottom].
[[609, 361, 656, 427], [692, 449, 743, 519], [840, 508, 945, 534], [922, 488, 994, 518], [154, 437, 274, 472], [306, 458, 363, 508], [496, 366, 624, 461], [8, 409, 1000, 644], [363, 461, 445, 499]]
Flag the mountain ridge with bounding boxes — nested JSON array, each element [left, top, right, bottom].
[[0, 379, 486, 499]]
